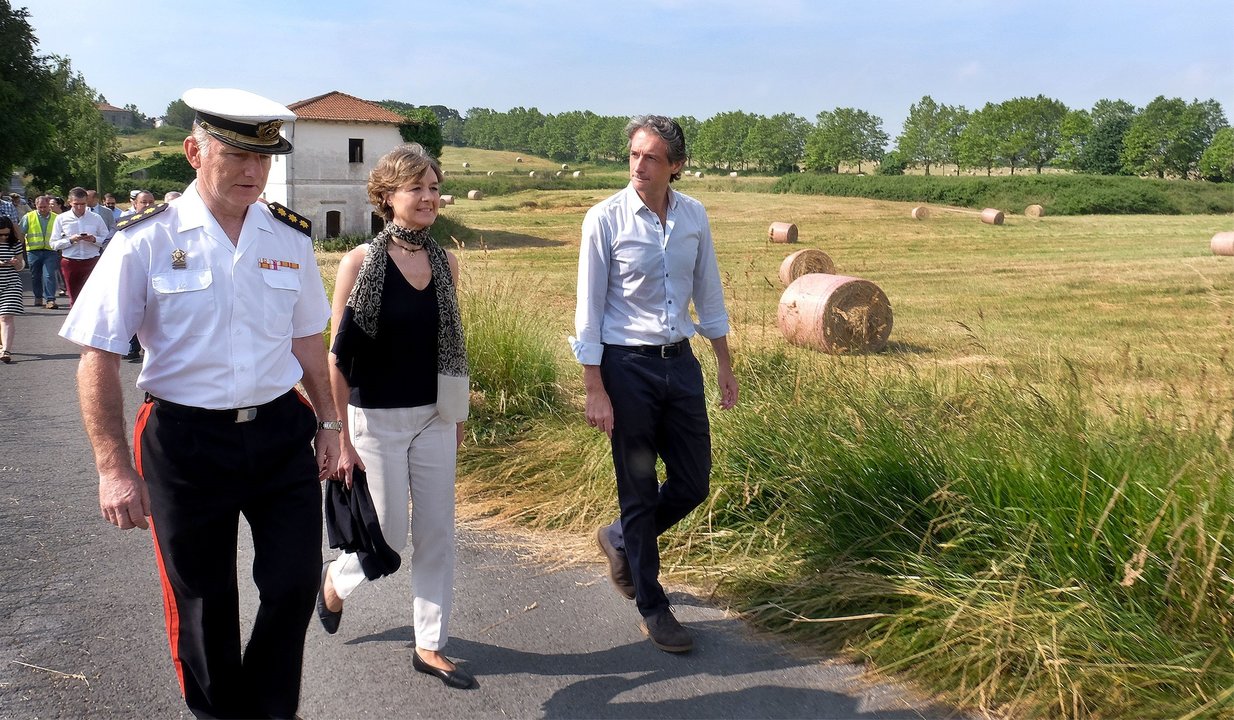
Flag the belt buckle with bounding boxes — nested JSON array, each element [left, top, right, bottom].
[[234, 407, 258, 423], [660, 342, 677, 358]]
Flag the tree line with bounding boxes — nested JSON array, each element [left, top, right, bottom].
[[0, 2, 123, 194], [402, 95, 1231, 182]]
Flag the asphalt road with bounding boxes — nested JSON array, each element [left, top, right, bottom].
[[0, 274, 960, 719]]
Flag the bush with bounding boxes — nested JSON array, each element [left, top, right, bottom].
[[772, 173, 1233, 215]]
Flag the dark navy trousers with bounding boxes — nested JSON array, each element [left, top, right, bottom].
[[136, 390, 322, 719], [601, 343, 711, 618]]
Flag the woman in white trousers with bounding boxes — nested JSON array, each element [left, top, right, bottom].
[[317, 143, 474, 689]]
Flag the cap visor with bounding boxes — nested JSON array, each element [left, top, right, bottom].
[[209, 131, 293, 155]]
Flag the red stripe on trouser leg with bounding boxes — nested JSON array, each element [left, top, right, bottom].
[[133, 400, 187, 698]]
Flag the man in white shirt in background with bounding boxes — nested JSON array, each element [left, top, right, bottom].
[[49, 187, 109, 306]]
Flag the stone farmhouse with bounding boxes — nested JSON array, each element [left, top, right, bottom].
[[264, 91, 406, 239]]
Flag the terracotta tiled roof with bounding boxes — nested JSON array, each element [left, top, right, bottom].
[[287, 91, 406, 124], [97, 102, 125, 112]]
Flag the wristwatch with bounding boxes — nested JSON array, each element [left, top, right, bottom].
[[317, 420, 343, 432]]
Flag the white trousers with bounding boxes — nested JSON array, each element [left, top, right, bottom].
[[327, 404, 457, 650]]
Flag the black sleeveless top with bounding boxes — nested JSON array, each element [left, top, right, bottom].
[[347, 258, 439, 409]]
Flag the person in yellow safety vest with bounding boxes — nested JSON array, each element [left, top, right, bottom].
[[20, 196, 60, 309]]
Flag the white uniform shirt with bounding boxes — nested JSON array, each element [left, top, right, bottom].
[[60, 181, 331, 409], [570, 184, 730, 366], [50, 209, 110, 259]]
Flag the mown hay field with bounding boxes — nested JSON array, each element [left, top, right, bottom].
[[427, 186, 1234, 412], [318, 180, 1234, 718]]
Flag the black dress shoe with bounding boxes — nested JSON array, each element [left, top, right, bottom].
[[412, 650, 477, 689], [316, 561, 341, 634]]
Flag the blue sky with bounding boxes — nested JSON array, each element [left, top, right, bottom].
[[27, 0, 1234, 137]]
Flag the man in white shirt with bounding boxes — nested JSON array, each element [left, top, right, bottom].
[[60, 88, 339, 719], [49, 187, 109, 305], [571, 115, 738, 654]]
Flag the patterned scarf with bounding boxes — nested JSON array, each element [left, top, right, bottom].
[[345, 222, 469, 421]]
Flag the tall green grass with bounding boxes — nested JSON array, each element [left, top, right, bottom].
[[456, 281, 1234, 719]]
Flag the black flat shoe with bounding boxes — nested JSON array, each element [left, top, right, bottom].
[[412, 650, 477, 689], [316, 561, 341, 634]]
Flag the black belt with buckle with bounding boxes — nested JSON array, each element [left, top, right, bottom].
[[146, 393, 271, 423], [606, 339, 688, 358]]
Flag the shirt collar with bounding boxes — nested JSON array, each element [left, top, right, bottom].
[[622, 183, 678, 216], [177, 180, 274, 239]]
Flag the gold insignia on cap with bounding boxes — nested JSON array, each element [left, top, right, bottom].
[[256, 120, 283, 141]]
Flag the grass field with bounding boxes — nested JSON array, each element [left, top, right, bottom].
[[316, 147, 1234, 717]]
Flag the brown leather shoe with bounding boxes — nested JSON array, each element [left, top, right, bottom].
[[596, 526, 635, 599], [44, 301, 58, 310], [640, 608, 693, 653]]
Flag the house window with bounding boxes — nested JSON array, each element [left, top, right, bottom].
[[349, 138, 364, 163], [326, 211, 342, 238]]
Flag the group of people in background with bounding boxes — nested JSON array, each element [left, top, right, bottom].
[[0, 186, 181, 363], [48, 85, 738, 720]]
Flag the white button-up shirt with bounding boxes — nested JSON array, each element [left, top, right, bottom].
[[570, 184, 729, 366], [50, 209, 110, 259], [60, 181, 331, 409]]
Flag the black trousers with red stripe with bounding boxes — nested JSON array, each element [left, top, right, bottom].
[[135, 390, 322, 719]]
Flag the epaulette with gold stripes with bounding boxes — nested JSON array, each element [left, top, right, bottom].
[[268, 202, 311, 236], [115, 202, 169, 231]]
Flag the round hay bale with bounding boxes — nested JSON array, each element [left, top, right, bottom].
[[1211, 231, 1234, 256], [573, 170, 584, 178], [778, 249, 835, 285], [980, 208, 1005, 225], [729, 171, 738, 178], [439, 195, 454, 205], [1025, 204, 1045, 217], [487, 171, 495, 176], [516, 157, 523, 163], [911, 206, 930, 220], [695, 171, 703, 178], [529, 171, 537, 178], [778, 274, 893, 354], [768, 222, 799, 244], [462, 162, 470, 168], [555, 171, 563, 178], [467, 190, 484, 201], [561, 163, 569, 170]]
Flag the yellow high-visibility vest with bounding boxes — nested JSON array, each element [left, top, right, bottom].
[[23, 211, 57, 251]]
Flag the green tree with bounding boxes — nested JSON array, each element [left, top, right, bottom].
[[1122, 96, 1228, 178], [441, 116, 465, 146], [1010, 94, 1068, 173], [694, 111, 755, 169], [745, 113, 809, 172], [0, 1, 55, 180], [25, 57, 120, 193], [957, 103, 1003, 175], [674, 115, 700, 163], [805, 108, 887, 173], [1199, 126, 1234, 182], [164, 98, 195, 129], [896, 95, 946, 175], [462, 107, 498, 149], [535, 110, 588, 161], [396, 107, 443, 158], [577, 114, 626, 162]]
